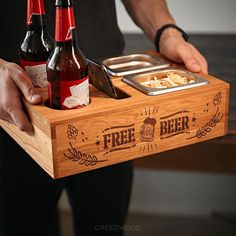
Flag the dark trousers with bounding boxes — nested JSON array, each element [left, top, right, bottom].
[[0, 128, 133, 236]]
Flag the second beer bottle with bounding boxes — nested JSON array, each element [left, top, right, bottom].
[[47, 0, 89, 110]]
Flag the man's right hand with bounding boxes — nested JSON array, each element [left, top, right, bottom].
[[0, 59, 42, 133]]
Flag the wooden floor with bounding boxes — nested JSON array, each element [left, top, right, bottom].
[[58, 34, 236, 236]]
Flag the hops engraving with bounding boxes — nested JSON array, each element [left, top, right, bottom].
[[213, 91, 222, 106], [67, 124, 78, 139]]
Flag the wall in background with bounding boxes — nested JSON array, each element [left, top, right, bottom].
[[115, 0, 236, 34]]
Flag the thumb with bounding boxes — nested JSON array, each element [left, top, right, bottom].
[[12, 69, 43, 104], [176, 43, 201, 73]]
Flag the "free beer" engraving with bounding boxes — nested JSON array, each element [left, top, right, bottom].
[[103, 127, 135, 149], [160, 111, 190, 139], [95, 124, 137, 155]]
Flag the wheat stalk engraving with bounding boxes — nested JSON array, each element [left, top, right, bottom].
[[188, 107, 223, 139], [64, 142, 107, 166]]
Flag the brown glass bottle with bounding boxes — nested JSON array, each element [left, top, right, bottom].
[[19, 0, 54, 88], [46, 0, 89, 110]]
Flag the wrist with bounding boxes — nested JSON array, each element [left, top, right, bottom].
[[160, 27, 182, 41], [155, 24, 189, 52]]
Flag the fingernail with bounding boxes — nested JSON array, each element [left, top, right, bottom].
[[30, 94, 42, 103]]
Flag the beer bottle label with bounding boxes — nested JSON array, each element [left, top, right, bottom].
[[20, 60, 48, 88], [48, 76, 89, 110], [55, 7, 75, 42]]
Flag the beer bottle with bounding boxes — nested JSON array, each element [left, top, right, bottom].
[[19, 0, 54, 88], [46, 0, 89, 110]]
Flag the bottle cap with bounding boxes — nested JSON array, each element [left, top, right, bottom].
[[55, 0, 73, 7]]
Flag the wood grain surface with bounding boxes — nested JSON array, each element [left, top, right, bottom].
[[0, 51, 230, 178]]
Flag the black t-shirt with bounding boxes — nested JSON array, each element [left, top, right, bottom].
[[0, 0, 125, 62]]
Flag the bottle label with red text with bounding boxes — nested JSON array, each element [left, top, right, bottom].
[[55, 7, 75, 42], [49, 77, 89, 110], [20, 60, 48, 88]]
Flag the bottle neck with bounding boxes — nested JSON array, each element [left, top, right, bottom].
[[27, 0, 45, 26], [55, 6, 77, 44], [56, 29, 80, 53]]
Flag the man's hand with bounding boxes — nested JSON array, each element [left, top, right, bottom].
[[0, 59, 42, 133], [122, 0, 208, 73], [159, 28, 208, 73]]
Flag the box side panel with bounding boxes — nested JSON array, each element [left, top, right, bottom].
[[223, 84, 230, 135], [54, 85, 229, 178], [0, 121, 54, 178]]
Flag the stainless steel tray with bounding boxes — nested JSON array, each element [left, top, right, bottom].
[[122, 69, 209, 96], [102, 53, 170, 77]]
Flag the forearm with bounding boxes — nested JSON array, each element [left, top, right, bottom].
[[121, 0, 176, 41]]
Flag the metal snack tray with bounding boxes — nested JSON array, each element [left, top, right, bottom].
[[122, 69, 209, 96], [102, 53, 170, 77]]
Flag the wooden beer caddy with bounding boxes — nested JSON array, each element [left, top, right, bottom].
[[0, 51, 230, 179]]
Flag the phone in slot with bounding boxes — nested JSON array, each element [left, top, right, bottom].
[[88, 59, 118, 99]]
